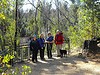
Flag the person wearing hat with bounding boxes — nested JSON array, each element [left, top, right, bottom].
[[30, 34, 39, 63], [54, 30, 64, 57], [38, 33, 45, 60], [46, 31, 54, 59]]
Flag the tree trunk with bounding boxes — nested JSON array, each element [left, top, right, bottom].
[[14, 0, 18, 51], [91, 1, 95, 38], [34, 7, 38, 35], [57, 0, 60, 30]]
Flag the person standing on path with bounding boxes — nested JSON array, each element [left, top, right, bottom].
[[30, 34, 39, 63], [54, 30, 64, 57], [38, 33, 45, 60], [46, 32, 54, 59]]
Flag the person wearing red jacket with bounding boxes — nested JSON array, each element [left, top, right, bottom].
[[55, 30, 64, 57]]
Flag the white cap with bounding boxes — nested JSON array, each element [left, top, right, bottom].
[[33, 34, 36, 37], [56, 30, 60, 32], [48, 31, 51, 34]]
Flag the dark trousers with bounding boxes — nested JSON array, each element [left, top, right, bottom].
[[47, 43, 53, 58], [40, 47, 45, 59], [32, 50, 38, 62]]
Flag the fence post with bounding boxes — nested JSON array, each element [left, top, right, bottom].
[[20, 46, 23, 61], [68, 38, 70, 55], [28, 46, 30, 60]]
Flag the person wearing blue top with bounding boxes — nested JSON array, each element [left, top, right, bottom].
[[46, 32, 54, 59], [38, 33, 45, 60]]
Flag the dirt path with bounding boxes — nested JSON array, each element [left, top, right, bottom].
[[14, 53, 100, 75]]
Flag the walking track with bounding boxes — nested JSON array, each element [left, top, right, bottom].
[[14, 53, 100, 75]]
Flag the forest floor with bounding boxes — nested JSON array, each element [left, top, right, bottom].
[[14, 49, 100, 75]]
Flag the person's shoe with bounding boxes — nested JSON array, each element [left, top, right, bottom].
[[41, 58, 45, 61], [48, 57, 52, 59], [57, 55, 61, 57], [60, 55, 63, 58], [35, 60, 38, 62], [32, 61, 35, 63]]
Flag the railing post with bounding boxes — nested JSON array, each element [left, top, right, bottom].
[[28, 46, 30, 60], [20, 46, 23, 62]]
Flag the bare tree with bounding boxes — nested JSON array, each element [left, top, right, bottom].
[[14, 0, 18, 51]]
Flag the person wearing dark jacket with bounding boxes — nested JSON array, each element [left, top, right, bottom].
[[30, 34, 39, 63], [46, 32, 54, 59], [38, 33, 45, 60]]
